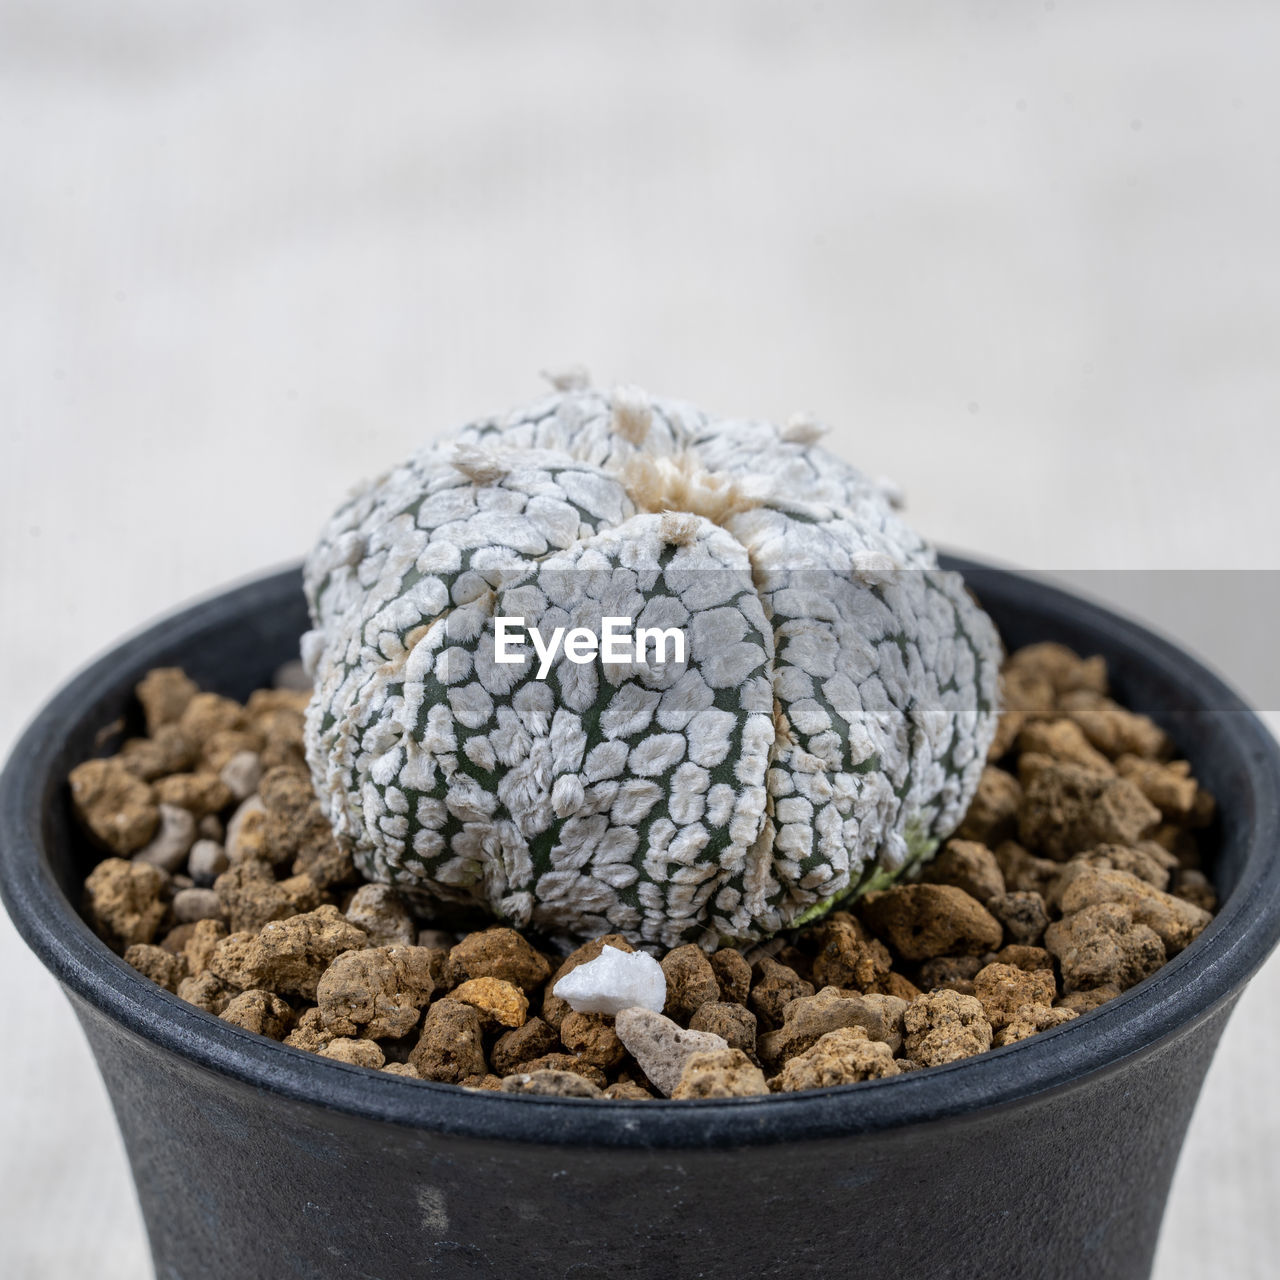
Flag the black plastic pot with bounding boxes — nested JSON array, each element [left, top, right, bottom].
[[2, 558, 1279, 1280]]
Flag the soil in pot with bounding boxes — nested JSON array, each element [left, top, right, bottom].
[[69, 639, 1218, 1099]]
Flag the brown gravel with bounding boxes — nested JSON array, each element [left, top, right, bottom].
[[688, 1001, 759, 1057], [772, 1027, 902, 1091], [73, 640, 1218, 1099], [70, 761, 159, 856], [660, 944, 720, 1024], [748, 956, 815, 1030], [490, 1017, 560, 1075], [559, 1011, 626, 1069], [673, 1049, 769, 1098], [708, 948, 752, 1005], [450, 976, 530, 1029], [919, 839, 1006, 903]]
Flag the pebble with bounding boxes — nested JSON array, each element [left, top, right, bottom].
[[541, 934, 634, 1029], [603, 1080, 655, 1101], [219, 750, 264, 802], [449, 927, 551, 993], [986, 890, 1050, 946], [225, 794, 267, 863], [560, 1011, 626, 1069], [172, 887, 225, 923], [553, 945, 666, 1016], [1018, 762, 1161, 858], [972, 964, 1057, 1031], [687, 1001, 758, 1056], [749, 956, 815, 1029], [517, 1053, 608, 1089], [955, 769, 1022, 846], [660, 944, 720, 1023], [316, 946, 437, 1039], [490, 1018, 560, 1075], [283, 1007, 337, 1054], [1055, 864, 1210, 956], [344, 883, 416, 947], [409, 999, 486, 1083], [708, 949, 752, 1005], [614, 1007, 728, 1097], [451, 976, 529, 1028], [499, 1069, 603, 1098], [920, 840, 1006, 904], [197, 813, 225, 842], [382, 1062, 420, 1079], [671, 1048, 769, 1099], [320, 1038, 386, 1069], [459, 1073, 504, 1091], [1044, 901, 1166, 992], [133, 803, 197, 872], [69, 758, 159, 855], [189, 838, 229, 886], [123, 943, 187, 993], [210, 904, 368, 999], [759, 989, 907, 1067], [178, 971, 235, 1014], [810, 916, 892, 991], [135, 667, 199, 735], [861, 885, 1003, 962], [994, 1004, 1077, 1047], [903, 990, 994, 1067], [773, 1027, 902, 1091], [182, 918, 226, 974], [220, 989, 292, 1039]]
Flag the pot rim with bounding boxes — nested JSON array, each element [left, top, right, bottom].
[[3, 557, 1279, 1149]]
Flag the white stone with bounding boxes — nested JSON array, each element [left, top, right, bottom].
[[552, 945, 667, 1016]]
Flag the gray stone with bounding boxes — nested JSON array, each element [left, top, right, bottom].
[[219, 750, 263, 803], [173, 887, 225, 923], [132, 803, 196, 872], [188, 838, 229, 886], [614, 1006, 728, 1097]]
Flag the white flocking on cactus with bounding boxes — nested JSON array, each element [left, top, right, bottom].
[[301, 381, 1001, 949]]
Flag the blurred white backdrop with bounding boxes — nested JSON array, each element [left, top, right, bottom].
[[2, 3, 1278, 1276]]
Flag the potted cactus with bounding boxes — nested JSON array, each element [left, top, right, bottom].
[[300, 382, 1002, 947], [2, 383, 1279, 1280]]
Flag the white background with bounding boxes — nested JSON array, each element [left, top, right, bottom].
[[2, 3, 1278, 1275]]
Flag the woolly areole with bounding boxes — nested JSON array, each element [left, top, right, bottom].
[[301, 382, 1001, 949]]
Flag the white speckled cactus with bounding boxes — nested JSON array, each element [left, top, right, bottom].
[[301, 380, 1001, 949]]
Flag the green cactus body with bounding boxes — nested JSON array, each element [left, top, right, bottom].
[[302, 385, 1000, 949]]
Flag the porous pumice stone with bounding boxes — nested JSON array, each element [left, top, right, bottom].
[[301, 381, 1002, 949]]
